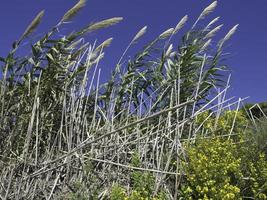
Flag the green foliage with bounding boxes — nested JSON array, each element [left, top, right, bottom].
[[181, 137, 267, 199], [110, 184, 128, 200], [0, 0, 121, 158], [196, 110, 248, 137], [130, 171, 155, 198], [110, 152, 168, 200], [181, 138, 242, 199], [130, 152, 155, 196], [241, 102, 267, 120], [63, 181, 88, 200], [241, 116, 267, 156], [110, 185, 168, 200], [62, 161, 102, 199], [101, 6, 232, 117], [1, 1, 265, 199], [239, 147, 267, 199], [250, 119, 267, 154]]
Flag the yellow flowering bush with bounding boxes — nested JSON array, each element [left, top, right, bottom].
[[181, 137, 267, 199], [195, 110, 248, 137], [181, 138, 242, 199]]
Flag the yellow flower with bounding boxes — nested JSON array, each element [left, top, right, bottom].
[[196, 186, 202, 192], [258, 193, 267, 199]]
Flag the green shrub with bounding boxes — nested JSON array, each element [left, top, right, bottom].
[[196, 110, 248, 137], [110, 152, 168, 200], [110, 184, 128, 200], [181, 138, 242, 199], [181, 137, 267, 199], [247, 118, 267, 155], [62, 181, 88, 200], [110, 185, 167, 200]]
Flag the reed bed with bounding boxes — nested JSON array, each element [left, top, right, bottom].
[[0, 1, 263, 199]]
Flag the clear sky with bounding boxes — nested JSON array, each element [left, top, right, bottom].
[[0, 0, 266, 103]]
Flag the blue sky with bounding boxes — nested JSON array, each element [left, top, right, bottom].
[[0, 0, 266, 103]]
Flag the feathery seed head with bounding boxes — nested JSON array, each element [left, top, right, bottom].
[[199, 1, 217, 20], [223, 24, 239, 42], [95, 38, 113, 53], [218, 24, 239, 49], [204, 24, 223, 39], [204, 16, 220, 32], [67, 38, 84, 50], [61, 0, 86, 23], [132, 26, 147, 43], [159, 28, 174, 39], [173, 15, 188, 34], [19, 10, 45, 43], [201, 39, 212, 52], [165, 44, 173, 57], [82, 17, 123, 34]]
